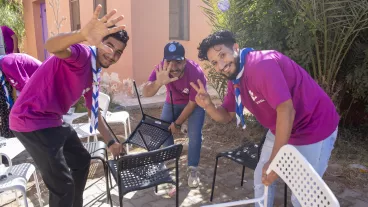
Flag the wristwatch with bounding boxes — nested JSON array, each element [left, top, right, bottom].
[[107, 139, 116, 148], [174, 122, 181, 129]]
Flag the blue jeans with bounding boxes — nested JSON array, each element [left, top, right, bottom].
[[254, 128, 338, 207], [160, 102, 205, 167]]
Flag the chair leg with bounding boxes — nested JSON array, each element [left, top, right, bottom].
[[155, 185, 158, 193], [241, 165, 246, 186], [210, 157, 220, 202], [176, 162, 179, 207], [21, 188, 28, 207], [33, 171, 43, 207], [284, 183, 287, 207], [104, 162, 112, 205]]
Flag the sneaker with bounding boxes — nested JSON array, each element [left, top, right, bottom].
[[187, 166, 200, 188]]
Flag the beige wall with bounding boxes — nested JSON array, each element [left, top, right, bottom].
[[22, 0, 212, 99]]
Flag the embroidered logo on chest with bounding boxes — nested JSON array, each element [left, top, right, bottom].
[[182, 88, 189, 94], [248, 90, 265, 104]]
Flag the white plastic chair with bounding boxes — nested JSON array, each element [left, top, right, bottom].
[[202, 144, 340, 207], [106, 110, 131, 141], [0, 153, 43, 207]]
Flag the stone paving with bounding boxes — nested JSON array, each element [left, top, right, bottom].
[[2, 143, 368, 207]]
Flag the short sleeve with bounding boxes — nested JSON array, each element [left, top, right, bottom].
[[63, 44, 90, 69], [252, 59, 291, 109], [221, 81, 236, 112]]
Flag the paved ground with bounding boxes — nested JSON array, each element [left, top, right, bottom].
[[2, 89, 368, 207], [2, 143, 368, 207]]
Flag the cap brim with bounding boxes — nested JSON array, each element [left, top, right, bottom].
[[164, 55, 184, 61]]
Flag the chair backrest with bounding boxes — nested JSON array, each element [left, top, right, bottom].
[[267, 145, 340, 207], [117, 144, 183, 171], [98, 92, 110, 118]]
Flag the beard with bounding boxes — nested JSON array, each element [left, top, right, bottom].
[[220, 55, 240, 80]]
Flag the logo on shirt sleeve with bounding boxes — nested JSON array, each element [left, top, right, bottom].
[[182, 88, 189, 94]]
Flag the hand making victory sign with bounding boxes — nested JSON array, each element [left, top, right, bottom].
[[80, 4, 126, 54], [190, 79, 213, 109]]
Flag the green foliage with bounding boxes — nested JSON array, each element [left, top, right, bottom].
[[201, 0, 368, 125], [0, 0, 25, 49]]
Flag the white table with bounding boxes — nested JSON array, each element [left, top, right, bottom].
[[0, 137, 25, 160], [63, 112, 88, 124]]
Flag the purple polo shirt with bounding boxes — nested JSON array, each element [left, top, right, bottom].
[[10, 44, 93, 132], [0, 53, 41, 91], [1, 26, 16, 54], [222, 50, 340, 145], [148, 59, 207, 105]]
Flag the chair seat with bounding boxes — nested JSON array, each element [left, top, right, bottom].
[[217, 140, 260, 170], [0, 163, 35, 191], [83, 141, 107, 159], [106, 111, 129, 123], [126, 122, 171, 151], [71, 123, 100, 139], [107, 160, 174, 195]]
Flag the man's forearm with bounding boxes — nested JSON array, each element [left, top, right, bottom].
[[205, 103, 234, 124], [97, 113, 115, 144], [44, 30, 85, 55], [142, 81, 162, 97], [175, 101, 197, 125], [270, 100, 295, 161]]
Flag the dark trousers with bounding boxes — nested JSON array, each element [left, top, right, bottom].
[[13, 123, 91, 207]]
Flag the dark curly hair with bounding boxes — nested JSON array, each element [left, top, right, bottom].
[[197, 30, 236, 61], [103, 26, 130, 46]]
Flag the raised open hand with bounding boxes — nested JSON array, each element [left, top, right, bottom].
[[80, 4, 125, 53], [190, 79, 213, 109], [155, 60, 179, 85]]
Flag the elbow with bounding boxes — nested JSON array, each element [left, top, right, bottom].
[[141, 88, 151, 97]]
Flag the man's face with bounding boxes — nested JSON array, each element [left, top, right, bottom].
[[207, 44, 240, 80], [167, 59, 186, 78], [97, 37, 126, 68]]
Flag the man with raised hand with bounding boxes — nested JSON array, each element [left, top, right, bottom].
[[142, 41, 206, 188], [9, 5, 129, 207]]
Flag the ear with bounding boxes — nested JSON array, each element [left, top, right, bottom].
[[233, 43, 239, 52]]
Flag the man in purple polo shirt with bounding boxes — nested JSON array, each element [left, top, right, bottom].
[[9, 6, 128, 207], [0, 53, 41, 138], [191, 30, 339, 206], [0, 25, 19, 54], [142, 41, 206, 188]]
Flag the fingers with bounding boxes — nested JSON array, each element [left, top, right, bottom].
[[97, 42, 113, 54], [197, 79, 205, 91], [166, 61, 173, 71], [93, 4, 102, 19], [163, 60, 168, 71], [108, 24, 126, 34], [169, 77, 179, 82], [190, 82, 200, 92], [100, 9, 117, 22], [106, 15, 124, 27]]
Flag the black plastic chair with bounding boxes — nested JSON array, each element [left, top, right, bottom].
[[82, 141, 113, 204], [121, 81, 174, 152], [210, 132, 288, 206], [107, 144, 183, 207]]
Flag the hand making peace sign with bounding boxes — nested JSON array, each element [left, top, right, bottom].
[[155, 60, 179, 85], [80, 4, 125, 54], [190, 79, 214, 109]]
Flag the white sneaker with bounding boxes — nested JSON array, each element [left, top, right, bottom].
[[187, 166, 200, 188]]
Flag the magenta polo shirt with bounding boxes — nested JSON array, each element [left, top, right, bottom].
[[10, 44, 93, 132], [222, 50, 340, 145], [0, 53, 41, 91], [148, 59, 207, 105], [1, 26, 16, 54]]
